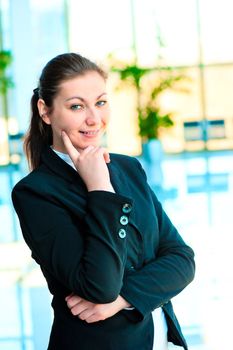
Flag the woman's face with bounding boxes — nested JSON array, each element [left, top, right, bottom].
[[39, 71, 110, 153]]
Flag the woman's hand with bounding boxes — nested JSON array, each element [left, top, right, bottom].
[[61, 131, 114, 192], [65, 294, 131, 323]]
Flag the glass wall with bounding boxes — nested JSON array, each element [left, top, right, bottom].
[[0, 1, 233, 349], [68, 0, 233, 154]]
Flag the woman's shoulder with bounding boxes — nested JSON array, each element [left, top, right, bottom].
[[109, 152, 140, 167], [110, 153, 145, 176], [12, 164, 58, 194]]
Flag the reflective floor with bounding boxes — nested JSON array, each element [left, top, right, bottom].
[[0, 150, 232, 350]]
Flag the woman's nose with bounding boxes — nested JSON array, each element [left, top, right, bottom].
[[86, 108, 101, 125]]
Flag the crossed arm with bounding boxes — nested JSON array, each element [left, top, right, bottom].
[[64, 186, 195, 324]]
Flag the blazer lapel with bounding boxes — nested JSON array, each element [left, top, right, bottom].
[[42, 147, 129, 195], [107, 160, 131, 196], [42, 147, 143, 233], [41, 146, 88, 198]]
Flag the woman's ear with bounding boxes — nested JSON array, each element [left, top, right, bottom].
[[37, 99, 51, 125]]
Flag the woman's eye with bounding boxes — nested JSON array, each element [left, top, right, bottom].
[[96, 100, 107, 107], [71, 104, 83, 111]]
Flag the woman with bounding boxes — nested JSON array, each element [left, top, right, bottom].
[[12, 53, 195, 350]]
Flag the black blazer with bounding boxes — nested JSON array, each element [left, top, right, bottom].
[[12, 146, 195, 350]]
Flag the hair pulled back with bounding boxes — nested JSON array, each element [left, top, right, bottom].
[[24, 53, 107, 170]]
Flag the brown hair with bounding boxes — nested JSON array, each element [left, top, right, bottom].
[[24, 52, 107, 170]]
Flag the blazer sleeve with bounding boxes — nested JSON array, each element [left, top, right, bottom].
[[120, 160, 195, 321], [12, 184, 133, 303]]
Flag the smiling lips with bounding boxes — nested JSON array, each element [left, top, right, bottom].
[[79, 129, 100, 137]]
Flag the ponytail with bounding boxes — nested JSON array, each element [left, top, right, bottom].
[[24, 90, 52, 170]]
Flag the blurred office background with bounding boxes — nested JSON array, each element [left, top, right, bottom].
[[0, 0, 233, 349]]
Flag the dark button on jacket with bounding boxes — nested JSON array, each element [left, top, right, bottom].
[[122, 203, 132, 213]]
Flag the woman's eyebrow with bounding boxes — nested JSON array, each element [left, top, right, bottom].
[[65, 92, 107, 102]]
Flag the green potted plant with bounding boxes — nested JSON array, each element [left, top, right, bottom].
[[110, 61, 187, 140], [111, 60, 187, 142]]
